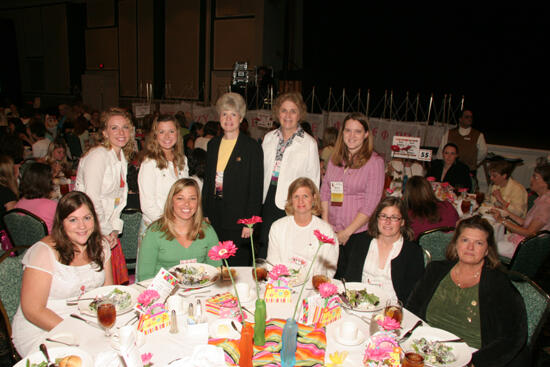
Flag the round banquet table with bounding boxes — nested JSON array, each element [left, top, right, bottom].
[[24, 267, 463, 366]]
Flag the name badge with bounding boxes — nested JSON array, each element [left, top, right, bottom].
[[180, 259, 197, 264], [330, 181, 344, 206]]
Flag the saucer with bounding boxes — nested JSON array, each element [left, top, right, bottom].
[[334, 328, 366, 346]]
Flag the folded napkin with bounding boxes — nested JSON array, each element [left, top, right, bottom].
[[166, 345, 226, 367], [94, 351, 124, 367]]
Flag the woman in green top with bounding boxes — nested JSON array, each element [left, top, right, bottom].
[[407, 216, 528, 367], [137, 178, 221, 280]]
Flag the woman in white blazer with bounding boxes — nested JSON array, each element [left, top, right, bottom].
[[138, 115, 189, 228], [260, 92, 320, 258]]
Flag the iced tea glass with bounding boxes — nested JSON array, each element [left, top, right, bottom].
[[384, 299, 403, 324], [97, 300, 117, 337]]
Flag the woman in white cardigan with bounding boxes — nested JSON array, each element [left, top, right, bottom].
[[138, 115, 189, 228], [267, 177, 338, 278], [75, 107, 134, 284], [260, 92, 320, 258]]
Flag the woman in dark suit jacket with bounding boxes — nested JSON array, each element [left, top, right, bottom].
[[426, 142, 472, 191], [202, 92, 263, 266], [336, 197, 424, 303]]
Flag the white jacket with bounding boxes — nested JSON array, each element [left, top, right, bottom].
[[75, 146, 128, 235], [138, 157, 189, 225], [262, 130, 320, 209], [267, 215, 339, 278]]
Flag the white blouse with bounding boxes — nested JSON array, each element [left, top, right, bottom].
[[75, 146, 128, 235], [138, 157, 189, 225], [361, 237, 403, 301]]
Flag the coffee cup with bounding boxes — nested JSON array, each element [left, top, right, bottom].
[[339, 320, 358, 341]]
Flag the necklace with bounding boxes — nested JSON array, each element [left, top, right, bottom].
[[453, 266, 481, 288]]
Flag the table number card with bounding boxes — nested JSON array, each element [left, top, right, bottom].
[[135, 268, 177, 314], [264, 277, 292, 303]]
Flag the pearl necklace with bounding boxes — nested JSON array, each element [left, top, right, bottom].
[[453, 266, 481, 288]]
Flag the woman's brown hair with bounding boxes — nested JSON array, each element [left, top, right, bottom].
[[331, 113, 374, 169], [367, 196, 414, 241], [0, 155, 18, 197], [284, 177, 322, 216], [272, 92, 307, 124], [142, 115, 186, 171], [445, 215, 500, 269], [153, 178, 205, 241], [52, 191, 104, 270], [403, 176, 441, 223]]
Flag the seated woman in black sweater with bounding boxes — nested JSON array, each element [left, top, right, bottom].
[[407, 215, 527, 367], [336, 196, 424, 303], [426, 143, 472, 191]]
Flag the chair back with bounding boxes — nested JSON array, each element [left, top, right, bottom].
[[2, 208, 48, 248], [417, 226, 455, 262], [422, 248, 431, 267], [120, 209, 142, 271], [509, 231, 550, 279], [0, 246, 27, 324], [509, 271, 550, 349], [0, 298, 20, 365]]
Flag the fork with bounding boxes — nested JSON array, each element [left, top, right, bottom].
[[45, 338, 79, 347]]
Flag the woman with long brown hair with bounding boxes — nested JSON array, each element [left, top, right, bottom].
[[138, 178, 220, 280], [12, 191, 113, 356], [320, 113, 384, 278], [0, 154, 18, 219]]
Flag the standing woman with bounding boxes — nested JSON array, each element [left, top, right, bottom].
[[202, 93, 263, 266], [260, 92, 320, 258], [138, 115, 189, 229], [75, 107, 133, 284], [320, 113, 384, 279]]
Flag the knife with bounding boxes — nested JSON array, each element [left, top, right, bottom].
[[399, 320, 423, 342], [70, 313, 102, 329]]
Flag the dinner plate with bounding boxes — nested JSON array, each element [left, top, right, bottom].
[[78, 285, 140, 317], [169, 263, 219, 289], [334, 281, 389, 312], [209, 318, 242, 339], [16, 346, 93, 367], [401, 326, 473, 367]]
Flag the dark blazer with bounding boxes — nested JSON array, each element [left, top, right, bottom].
[[407, 261, 528, 367], [202, 133, 264, 232], [426, 159, 472, 191], [337, 234, 425, 302]]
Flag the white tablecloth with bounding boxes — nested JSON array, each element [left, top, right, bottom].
[[32, 267, 425, 367]]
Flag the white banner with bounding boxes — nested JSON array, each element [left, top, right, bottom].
[[191, 106, 217, 124]]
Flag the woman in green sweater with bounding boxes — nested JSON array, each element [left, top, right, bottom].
[[137, 178, 221, 280]]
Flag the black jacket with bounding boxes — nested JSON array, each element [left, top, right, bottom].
[[202, 133, 263, 231], [337, 234, 425, 303], [406, 261, 528, 367], [426, 159, 472, 191]]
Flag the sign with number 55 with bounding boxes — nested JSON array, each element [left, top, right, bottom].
[[417, 149, 433, 162]]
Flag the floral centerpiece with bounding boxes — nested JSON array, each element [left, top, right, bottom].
[[264, 264, 291, 303], [281, 230, 337, 367], [363, 316, 402, 366], [136, 290, 170, 334], [237, 216, 266, 345]]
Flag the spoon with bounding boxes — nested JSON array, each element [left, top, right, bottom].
[[39, 343, 55, 367]]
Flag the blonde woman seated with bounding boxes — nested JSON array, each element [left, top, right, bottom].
[[487, 160, 527, 217], [12, 191, 113, 356], [267, 177, 339, 278], [137, 178, 221, 281]]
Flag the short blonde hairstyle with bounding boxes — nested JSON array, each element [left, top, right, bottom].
[[216, 92, 246, 120], [284, 177, 322, 216], [272, 92, 307, 123]]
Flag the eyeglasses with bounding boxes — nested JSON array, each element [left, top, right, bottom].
[[377, 214, 402, 222]]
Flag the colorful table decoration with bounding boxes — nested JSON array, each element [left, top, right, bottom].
[[264, 264, 292, 303]]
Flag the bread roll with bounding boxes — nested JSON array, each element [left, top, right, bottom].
[[59, 355, 82, 367]]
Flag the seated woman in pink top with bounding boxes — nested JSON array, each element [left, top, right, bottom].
[[15, 162, 57, 233], [404, 176, 459, 240]]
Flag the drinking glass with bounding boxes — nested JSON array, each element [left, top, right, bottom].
[[403, 352, 424, 367], [475, 192, 485, 206], [97, 300, 117, 336], [384, 299, 403, 324], [461, 199, 471, 215]]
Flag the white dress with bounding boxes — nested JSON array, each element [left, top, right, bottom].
[[12, 241, 111, 356], [267, 215, 339, 278]]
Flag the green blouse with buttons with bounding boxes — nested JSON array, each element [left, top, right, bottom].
[[425, 272, 482, 349]]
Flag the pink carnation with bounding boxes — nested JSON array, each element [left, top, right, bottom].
[[364, 347, 390, 362], [141, 352, 153, 365], [208, 241, 237, 261], [313, 230, 336, 245], [237, 216, 263, 226], [138, 290, 160, 306], [376, 316, 401, 331], [318, 282, 338, 298], [268, 264, 290, 281]]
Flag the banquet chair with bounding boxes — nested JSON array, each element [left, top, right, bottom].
[[120, 208, 142, 273], [509, 271, 550, 349], [508, 230, 550, 279], [417, 227, 455, 262], [0, 246, 27, 323], [422, 248, 431, 267], [2, 208, 48, 248]]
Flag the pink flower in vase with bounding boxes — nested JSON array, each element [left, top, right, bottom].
[[138, 289, 160, 307], [318, 282, 338, 299], [268, 264, 290, 281], [313, 230, 336, 245], [426, 176, 436, 182], [237, 216, 263, 227], [141, 352, 153, 366], [208, 241, 237, 261], [376, 316, 401, 331]]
